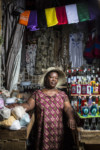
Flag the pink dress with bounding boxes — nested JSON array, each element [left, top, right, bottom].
[[32, 89, 68, 150]]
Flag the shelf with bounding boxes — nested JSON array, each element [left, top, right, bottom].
[[71, 94, 100, 97], [77, 112, 100, 119]]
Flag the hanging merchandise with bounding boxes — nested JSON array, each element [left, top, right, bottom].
[[94, 36, 100, 58], [65, 4, 79, 24], [27, 10, 39, 31], [56, 6, 68, 25], [83, 35, 95, 64], [69, 32, 84, 68], [19, 10, 30, 26], [77, 3, 90, 22], [26, 44, 37, 76], [45, 7, 58, 27]]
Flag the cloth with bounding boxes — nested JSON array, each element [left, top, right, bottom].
[[27, 10, 39, 31], [69, 32, 84, 68], [26, 44, 37, 76], [88, 6, 97, 20], [77, 3, 90, 22], [0, 116, 16, 127], [84, 35, 95, 64], [37, 9, 47, 28], [45, 7, 58, 27], [32, 89, 68, 150], [56, 6, 68, 25], [65, 4, 79, 24], [19, 10, 30, 26]]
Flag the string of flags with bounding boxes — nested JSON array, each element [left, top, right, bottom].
[[19, 3, 97, 31]]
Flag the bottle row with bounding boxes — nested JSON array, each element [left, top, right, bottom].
[[71, 96, 100, 117], [83, 118, 100, 130], [71, 81, 100, 95]]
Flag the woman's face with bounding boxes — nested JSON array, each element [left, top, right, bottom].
[[46, 72, 59, 89]]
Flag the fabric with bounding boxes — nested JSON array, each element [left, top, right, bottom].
[[19, 113, 30, 127], [27, 10, 39, 31], [9, 120, 21, 130], [32, 89, 68, 150], [6, 24, 25, 92], [45, 7, 58, 27], [19, 10, 30, 26], [77, 3, 90, 22], [11, 106, 26, 119], [88, 6, 97, 20], [26, 44, 37, 76], [84, 35, 95, 64], [65, 4, 79, 24], [56, 6, 68, 25], [0, 107, 11, 120], [0, 116, 16, 127], [69, 32, 84, 68], [94, 37, 100, 58], [37, 9, 47, 28]]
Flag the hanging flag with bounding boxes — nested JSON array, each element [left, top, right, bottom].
[[56, 6, 68, 25], [27, 10, 39, 31], [45, 7, 58, 27], [19, 10, 30, 26], [88, 6, 97, 20], [65, 4, 79, 24], [37, 9, 47, 28], [77, 3, 90, 22]]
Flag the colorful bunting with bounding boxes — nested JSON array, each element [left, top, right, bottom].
[[45, 7, 58, 27], [77, 3, 90, 22], [65, 4, 79, 24], [19, 3, 96, 31], [56, 6, 68, 25], [19, 10, 30, 26]]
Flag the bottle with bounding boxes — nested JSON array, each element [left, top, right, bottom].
[[90, 118, 96, 130], [71, 82, 76, 94], [82, 102, 89, 117], [83, 119, 90, 130], [87, 81, 91, 95], [81, 81, 87, 95], [76, 81, 81, 94], [90, 102, 97, 116], [96, 118, 100, 130]]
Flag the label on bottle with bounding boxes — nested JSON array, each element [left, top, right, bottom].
[[77, 85, 81, 94], [71, 85, 76, 94], [87, 86, 91, 95], [81, 85, 87, 94]]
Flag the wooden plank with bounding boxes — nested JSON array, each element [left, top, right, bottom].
[[0, 128, 27, 140], [0, 141, 26, 150]]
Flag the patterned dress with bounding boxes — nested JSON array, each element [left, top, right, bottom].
[[32, 89, 68, 150]]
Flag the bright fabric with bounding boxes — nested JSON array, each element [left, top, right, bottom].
[[19, 10, 30, 26], [56, 6, 68, 25], [65, 4, 79, 24], [77, 3, 90, 22], [27, 10, 39, 31], [32, 89, 68, 150], [45, 7, 58, 27]]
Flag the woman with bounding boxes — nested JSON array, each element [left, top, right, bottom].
[[9, 67, 76, 150]]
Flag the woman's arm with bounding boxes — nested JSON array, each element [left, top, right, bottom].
[[64, 97, 76, 130], [7, 97, 35, 112]]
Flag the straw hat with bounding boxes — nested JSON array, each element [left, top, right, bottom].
[[39, 67, 66, 88]]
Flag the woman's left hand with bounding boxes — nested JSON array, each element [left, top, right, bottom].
[[68, 118, 76, 130]]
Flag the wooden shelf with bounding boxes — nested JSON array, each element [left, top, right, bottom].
[[71, 94, 100, 97]]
